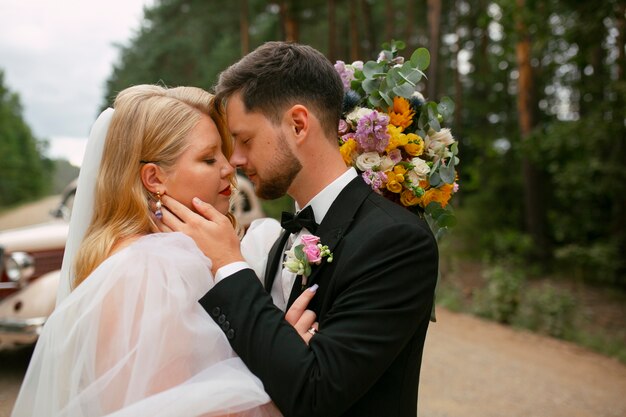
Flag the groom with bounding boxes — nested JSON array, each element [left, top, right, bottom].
[[162, 42, 438, 417]]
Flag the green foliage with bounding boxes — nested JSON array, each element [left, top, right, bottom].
[[514, 284, 576, 338], [0, 70, 53, 207], [260, 195, 295, 221], [473, 264, 525, 324]]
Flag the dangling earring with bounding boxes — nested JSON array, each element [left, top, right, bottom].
[[154, 192, 163, 220]]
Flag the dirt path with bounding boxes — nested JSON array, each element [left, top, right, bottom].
[[1, 201, 625, 416], [418, 309, 626, 417], [0, 195, 60, 231]]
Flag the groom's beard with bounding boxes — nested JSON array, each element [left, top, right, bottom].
[[254, 132, 301, 200]]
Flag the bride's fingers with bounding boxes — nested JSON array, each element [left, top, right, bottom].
[[294, 309, 317, 335], [161, 195, 202, 225], [285, 284, 318, 326], [301, 320, 319, 345], [192, 197, 229, 224], [159, 205, 186, 232]]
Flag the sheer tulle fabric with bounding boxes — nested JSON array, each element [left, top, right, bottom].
[[12, 233, 280, 417]]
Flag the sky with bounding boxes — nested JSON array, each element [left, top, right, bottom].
[[0, 0, 154, 166]]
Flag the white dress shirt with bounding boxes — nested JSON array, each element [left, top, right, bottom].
[[216, 168, 358, 310]]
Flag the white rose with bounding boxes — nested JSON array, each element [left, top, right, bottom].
[[355, 152, 382, 171], [346, 107, 375, 127], [428, 128, 455, 147], [351, 60, 364, 70], [379, 155, 395, 172], [406, 171, 421, 185], [411, 157, 431, 180]]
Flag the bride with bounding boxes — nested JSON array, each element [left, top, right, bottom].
[[11, 85, 304, 417]]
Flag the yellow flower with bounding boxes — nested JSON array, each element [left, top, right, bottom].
[[392, 165, 406, 182], [418, 183, 454, 208], [385, 171, 403, 193], [340, 139, 357, 166], [388, 96, 415, 130], [400, 189, 420, 206], [385, 125, 403, 152], [404, 134, 424, 157]]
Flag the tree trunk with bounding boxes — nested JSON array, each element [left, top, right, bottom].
[[349, 0, 360, 61], [385, 0, 394, 43], [453, 0, 462, 131], [280, 0, 299, 42], [405, 0, 416, 51], [239, 0, 250, 56], [361, 0, 376, 58], [427, 0, 441, 100], [516, 0, 549, 259], [328, 0, 337, 61]]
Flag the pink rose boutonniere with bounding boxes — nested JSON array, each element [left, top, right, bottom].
[[284, 234, 334, 285]]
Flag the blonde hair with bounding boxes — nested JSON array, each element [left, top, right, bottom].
[[73, 85, 235, 287]]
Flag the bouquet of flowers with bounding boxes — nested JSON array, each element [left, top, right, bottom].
[[334, 41, 459, 239]]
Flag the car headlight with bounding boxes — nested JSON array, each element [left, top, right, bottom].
[[5, 252, 35, 284]]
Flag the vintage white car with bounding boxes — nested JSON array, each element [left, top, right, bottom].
[[0, 176, 264, 350]]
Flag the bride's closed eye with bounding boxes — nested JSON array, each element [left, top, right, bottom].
[[204, 158, 217, 165]]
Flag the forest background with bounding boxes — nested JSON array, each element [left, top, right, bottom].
[[1, 0, 624, 361]]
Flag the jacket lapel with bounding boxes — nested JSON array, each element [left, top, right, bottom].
[[286, 177, 372, 308], [263, 229, 290, 290]]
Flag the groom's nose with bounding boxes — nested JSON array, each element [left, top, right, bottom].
[[229, 143, 246, 168]]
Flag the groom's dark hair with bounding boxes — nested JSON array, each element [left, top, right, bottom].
[[215, 41, 344, 140]]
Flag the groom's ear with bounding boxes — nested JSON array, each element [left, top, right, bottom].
[[140, 163, 167, 194], [287, 105, 309, 143]]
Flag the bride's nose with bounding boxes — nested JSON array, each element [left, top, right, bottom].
[[220, 158, 235, 178]]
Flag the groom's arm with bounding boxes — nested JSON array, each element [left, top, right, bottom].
[[200, 221, 438, 417]]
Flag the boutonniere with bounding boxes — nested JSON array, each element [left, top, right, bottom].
[[283, 234, 334, 285]]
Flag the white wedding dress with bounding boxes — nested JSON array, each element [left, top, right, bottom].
[[11, 232, 281, 417]]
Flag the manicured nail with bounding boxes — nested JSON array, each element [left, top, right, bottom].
[[308, 284, 319, 292], [193, 197, 201, 205]]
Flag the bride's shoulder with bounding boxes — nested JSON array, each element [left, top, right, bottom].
[[122, 232, 212, 272]]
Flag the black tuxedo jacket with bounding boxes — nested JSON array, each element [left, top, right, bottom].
[[200, 177, 438, 417]]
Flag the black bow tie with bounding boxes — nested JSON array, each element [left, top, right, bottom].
[[281, 205, 318, 234]]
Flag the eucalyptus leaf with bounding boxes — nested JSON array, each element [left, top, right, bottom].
[[294, 245, 305, 260], [363, 61, 381, 78], [410, 48, 430, 71], [429, 172, 442, 187], [435, 226, 449, 242], [393, 83, 415, 98], [393, 40, 406, 50], [437, 96, 455, 120], [440, 164, 456, 184], [362, 78, 380, 94], [427, 103, 441, 131], [379, 90, 393, 107], [437, 213, 457, 228]]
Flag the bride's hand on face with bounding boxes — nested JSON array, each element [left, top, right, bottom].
[[285, 284, 319, 345], [157, 195, 243, 274]]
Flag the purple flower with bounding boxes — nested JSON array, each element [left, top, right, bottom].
[[388, 149, 402, 164], [334, 60, 355, 90], [338, 119, 349, 135], [362, 169, 387, 192], [355, 111, 390, 153]]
